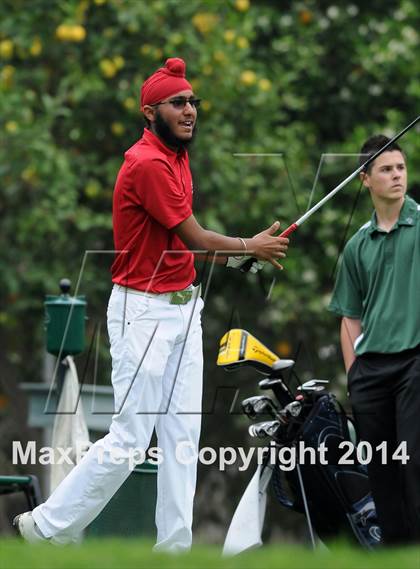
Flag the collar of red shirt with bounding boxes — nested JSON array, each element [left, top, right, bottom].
[[142, 127, 187, 159]]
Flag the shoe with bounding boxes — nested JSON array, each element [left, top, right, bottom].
[[13, 511, 48, 543]]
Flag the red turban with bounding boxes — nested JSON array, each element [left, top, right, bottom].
[[140, 58, 192, 110]]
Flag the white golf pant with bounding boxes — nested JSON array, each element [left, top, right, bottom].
[[32, 285, 204, 551]]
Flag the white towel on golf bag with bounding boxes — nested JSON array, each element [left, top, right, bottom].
[[50, 356, 91, 495], [223, 463, 273, 556]]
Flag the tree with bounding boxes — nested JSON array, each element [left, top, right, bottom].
[[1, 0, 419, 541]]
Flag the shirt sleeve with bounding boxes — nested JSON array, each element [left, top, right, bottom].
[[130, 157, 192, 229], [328, 241, 363, 318]]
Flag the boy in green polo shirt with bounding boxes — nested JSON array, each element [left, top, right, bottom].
[[329, 135, 420, 545]]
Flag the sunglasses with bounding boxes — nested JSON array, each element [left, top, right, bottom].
[[152, 97, 201, 110]]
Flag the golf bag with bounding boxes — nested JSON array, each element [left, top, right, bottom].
[[271, 391, 381, 548], [218, 329, 381, 549]]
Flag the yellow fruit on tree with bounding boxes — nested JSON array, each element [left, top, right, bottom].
[[258, 78, 272, 91], [192, 12, 219, 35], [0, 40, 14, 59], [71, 25, 87, 42], [224, 30, 236, 43], [240, 70, 257, 86], [235, 0, 250, 12], [100, 59, 117, 78], [236, 36, 249, 49], [30, 37, 43, 56], [5, 120, 18, 133], [124, 97, 136, 111], [111, 122, 125, 136], [113, 55, 125, 70]]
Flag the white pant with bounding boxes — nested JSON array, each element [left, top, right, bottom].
[[32, 285, 204, 551]]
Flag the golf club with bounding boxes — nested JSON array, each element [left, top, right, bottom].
[[279, 400, 302, 420], [298, 379, 329, 392], [241, 395, 280, 419], [248, 420, 281, 439], [241, 115, 420, 272], [258, 377, 293, 407]]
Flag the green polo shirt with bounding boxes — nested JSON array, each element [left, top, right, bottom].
[[328, 195, 420, 355]]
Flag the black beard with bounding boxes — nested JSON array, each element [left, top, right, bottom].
[[154, 110, 196, 151]]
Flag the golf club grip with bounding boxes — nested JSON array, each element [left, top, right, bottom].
[[279, 223, 299, 238], [240, 223, 298, 273]]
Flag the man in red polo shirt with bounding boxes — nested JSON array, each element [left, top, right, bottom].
[[14, 58, 288, 551]]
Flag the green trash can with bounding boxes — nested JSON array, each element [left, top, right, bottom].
[[44, 278, 87, 357], [86, 462, 157, 538]]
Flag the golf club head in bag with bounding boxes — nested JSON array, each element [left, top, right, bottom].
[[241, 395, 280, 420], [277, 400, 303, 423], [298, 379, 329, 392], [259, 377, 294, 408], [248, 420, 281, 439]]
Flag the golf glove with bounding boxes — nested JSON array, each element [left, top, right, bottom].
[[226, 256, 265, 274]]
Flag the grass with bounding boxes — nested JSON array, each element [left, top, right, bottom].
[[0, 538, 419, 569]]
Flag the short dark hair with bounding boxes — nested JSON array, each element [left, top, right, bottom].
[[359, 135, 404, 173]]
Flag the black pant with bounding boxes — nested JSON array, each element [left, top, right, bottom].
[[348, 344, 420, 545]]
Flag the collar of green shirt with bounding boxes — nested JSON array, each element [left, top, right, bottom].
[[368, 195, 417, 235]]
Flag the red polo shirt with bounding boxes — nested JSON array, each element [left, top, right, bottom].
[[111, 129, 195, 292]]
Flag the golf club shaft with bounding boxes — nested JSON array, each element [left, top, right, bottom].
[[241, 115, 419, 271]]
